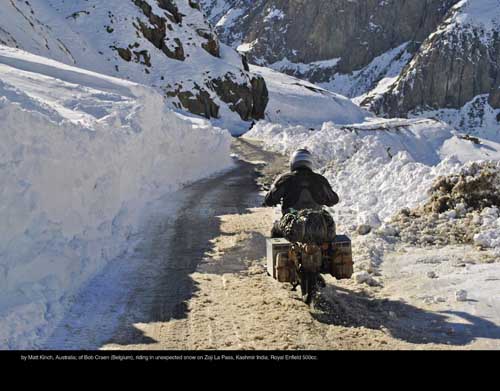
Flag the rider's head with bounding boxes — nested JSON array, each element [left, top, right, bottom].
[[290, 148, 314, 171]]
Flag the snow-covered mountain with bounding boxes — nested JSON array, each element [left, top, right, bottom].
[[201, 0, 456, 84], [203, 0, 500, 134], [368, 0, 500, 134], [0, 0, 269, 130], [0, 0, 373, 133]]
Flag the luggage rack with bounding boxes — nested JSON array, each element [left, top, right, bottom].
[[266, 235, 353, 282]]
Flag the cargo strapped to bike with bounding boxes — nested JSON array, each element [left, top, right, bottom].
[[266, 235, 353, 283], [279, 208, 336, 244]]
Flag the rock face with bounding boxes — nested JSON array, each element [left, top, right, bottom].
[[0, 0, 268, 126], [171, 74, 268, 120], [203, 0, 458, 78], [368, 1, 500, 117], [202, 0, 500, 133]]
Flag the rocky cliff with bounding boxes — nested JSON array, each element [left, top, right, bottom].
[[367, 0, 500, 118], [202, 0, 500, 133], [203, 0, 458, 80]]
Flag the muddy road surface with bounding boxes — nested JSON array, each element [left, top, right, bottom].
[[46, 139, 498, 350]]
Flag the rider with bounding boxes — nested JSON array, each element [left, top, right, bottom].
[[263, 148, 339, 237]]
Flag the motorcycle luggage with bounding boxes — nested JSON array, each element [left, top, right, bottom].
[[276, 252, 295, 283], [266, 238, 292, 279], [279, 212, 305, 243], [330, 235, 353, 279], [279, 209, 335, 244]]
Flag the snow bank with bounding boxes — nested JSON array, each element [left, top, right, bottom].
[[474, 207, 500, 254], [249, 64, 372, 129], [0, 47, 232, 349], [411, 95, 500, 143], [245, 119, 496, 223]]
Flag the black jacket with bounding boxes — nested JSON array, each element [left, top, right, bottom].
[[264, 167, 339, 213]]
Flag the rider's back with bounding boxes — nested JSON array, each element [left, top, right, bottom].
[[265, 167, 339, 213]]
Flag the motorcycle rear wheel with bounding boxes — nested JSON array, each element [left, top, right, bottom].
[[300, 272, 318, 304]]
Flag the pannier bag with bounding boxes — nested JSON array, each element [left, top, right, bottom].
[[330, 235, 353, 279]]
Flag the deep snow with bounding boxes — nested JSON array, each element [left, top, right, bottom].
[[250, 64, 372, 129], [0, 45, 232, 349]]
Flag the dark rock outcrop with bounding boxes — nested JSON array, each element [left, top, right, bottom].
[[489, 86, 500, 109], [196, 28, 220, 57], [208, 0, 459, 77], [133, 0, 186, 61], [369, 6, 500, 116], [168, 73, 267, 121], [211, 74, 268, 120], [172, 87, 220, 118], [128, 0, 268, 121], [250, 76, 268, 119]]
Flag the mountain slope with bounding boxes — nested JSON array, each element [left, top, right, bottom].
[[250, 64, 372, 128], [0, 0, 268, 129], [203, 0, 500, 134], [202, 0, 458, 82], [367, 0, 500, 133]]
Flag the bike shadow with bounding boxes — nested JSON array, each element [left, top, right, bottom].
[[312, 284, 500, 346]]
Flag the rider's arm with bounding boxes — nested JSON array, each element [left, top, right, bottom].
[[264, 175, 286, 206], [321, 177, 340, 206]]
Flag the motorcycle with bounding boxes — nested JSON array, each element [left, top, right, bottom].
[[268, 235, 353, 304]]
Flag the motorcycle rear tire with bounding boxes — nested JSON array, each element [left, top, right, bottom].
[[300, 272, 318, 304]]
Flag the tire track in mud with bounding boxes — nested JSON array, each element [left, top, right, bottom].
[[101, 140, 265, 349], [49, 138, 471, 350], [98, 139, 447, 350]]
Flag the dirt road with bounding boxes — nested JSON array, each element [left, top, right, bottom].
[[46, 139, 499, 350]]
